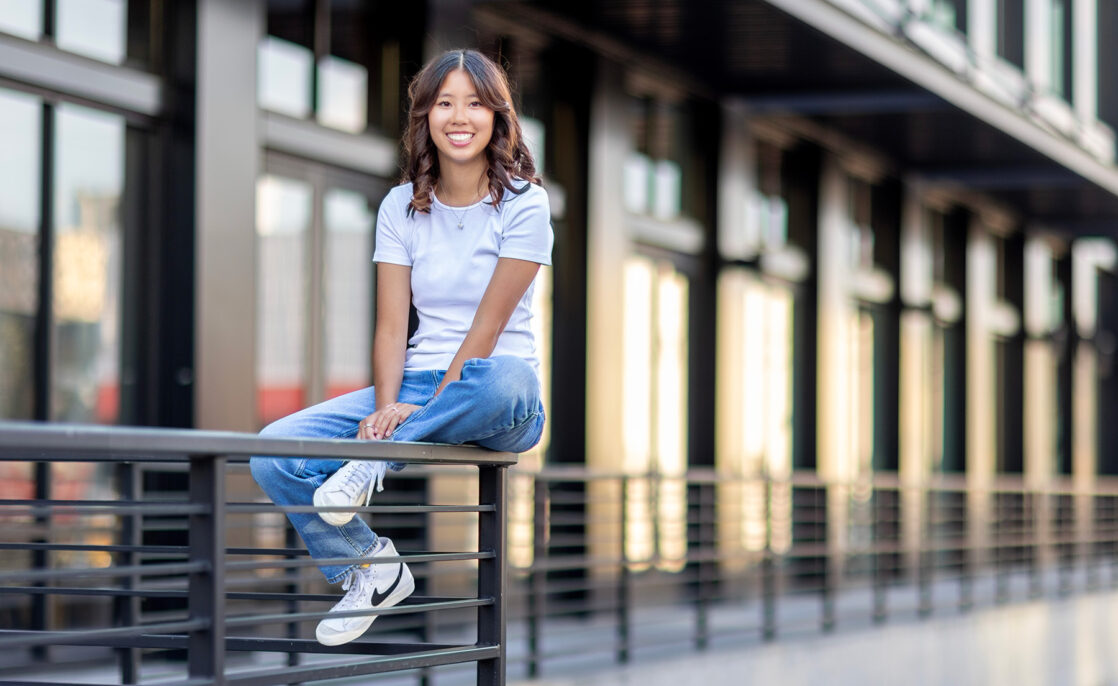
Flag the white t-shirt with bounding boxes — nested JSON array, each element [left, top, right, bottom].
[[372, 181, 553, 376]]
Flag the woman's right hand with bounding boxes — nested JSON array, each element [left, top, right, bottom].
[[357, 403, 421, 440]]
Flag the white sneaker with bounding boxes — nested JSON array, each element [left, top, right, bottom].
[[313, 459, 388, 526], [315, 538, 415, 646]]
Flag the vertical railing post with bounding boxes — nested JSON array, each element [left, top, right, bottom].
[[527, 476, 547, 678], [821, 485, 835, 633], [188, 454, 226, 684], [284, 521, 300, 668], [1028, 491, 1043, 598], [617, 477, 631, 664], [918, 487, 932, 617], [871, 485, 887, 624], [477, 464, 508, 686], [761, 476, 776, 641], [958, 490, 973, 612], [114, 462, 141, 683], [994, 493, 1010, 604], [694, 479, 711, 651]]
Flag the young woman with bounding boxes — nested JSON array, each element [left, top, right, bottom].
[[250, 48, 551, 647]]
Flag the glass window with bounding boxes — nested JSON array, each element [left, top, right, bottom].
[[0, 88, 41, 420], [0, 0, 43, 40], [622, 255, 689, 571], [1048, 0, 1068, 97], [258, 36, 313, 119], [51, 103, 125, 423], [997, 0, 1025, 68], [256, 174, 312, 427], [323, 187, 373, 398], [55, 0, 127, 64], [317, 55, 367, 133], [716, 268, 794, 560]]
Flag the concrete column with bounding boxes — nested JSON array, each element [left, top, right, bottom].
[[816, 155, 853, 586], [585, 60, 630, 571], [195, 0, 262, 430], [966, 220, 997, 568], [898, 188, 932, 575]]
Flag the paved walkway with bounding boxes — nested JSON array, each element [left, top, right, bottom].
[[10, 574, 1118, 685], [510, 588, 1118, 686]]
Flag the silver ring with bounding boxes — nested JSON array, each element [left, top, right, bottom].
[[360, 423, 372, 429]]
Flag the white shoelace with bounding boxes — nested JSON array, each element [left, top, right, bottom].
[[337, 461, 388, 508], [336, 566, 374, 612]]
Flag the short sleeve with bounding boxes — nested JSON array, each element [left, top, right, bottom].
[[372, 190, 412, 266], [499, 185, 554, 266]]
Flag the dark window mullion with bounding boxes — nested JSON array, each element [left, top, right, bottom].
[[31, 96, 54, 652], [42, 0, 55, 40], [34, 101, 55, 422], [310, 0, 330, 118]]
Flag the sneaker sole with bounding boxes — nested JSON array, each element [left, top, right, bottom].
[[315, 564, 416, 646], [313, 487, 358, 527]]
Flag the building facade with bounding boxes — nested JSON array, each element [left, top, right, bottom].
[[3, 0, 1118, 637]]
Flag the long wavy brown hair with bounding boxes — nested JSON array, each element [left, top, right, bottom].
[[402, 49, 539, 215]]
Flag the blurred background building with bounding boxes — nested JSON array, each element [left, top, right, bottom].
[[4, 0, 1118, 681]]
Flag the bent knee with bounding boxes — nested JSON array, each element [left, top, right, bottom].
[[249, 455, 279, 486]]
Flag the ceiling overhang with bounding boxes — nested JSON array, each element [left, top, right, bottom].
[[483, 0, 1118, 237]]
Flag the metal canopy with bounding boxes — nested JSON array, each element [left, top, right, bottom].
[[521, 0, 1118, 235]]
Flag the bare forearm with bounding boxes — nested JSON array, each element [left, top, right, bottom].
[[372, 330, 408, 409]]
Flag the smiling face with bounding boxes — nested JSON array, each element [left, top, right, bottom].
[[427, 69, 495, 174]]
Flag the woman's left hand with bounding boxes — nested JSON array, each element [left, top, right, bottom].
[[358, 402, 421, 440]]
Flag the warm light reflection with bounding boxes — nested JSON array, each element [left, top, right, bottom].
[[622, 255, 654, 569], [656, 268, 688, 571], [621, 256, 691, 570], [622, 258, 654, 472], [716, 269, 794, 563]]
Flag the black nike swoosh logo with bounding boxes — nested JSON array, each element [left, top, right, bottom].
[[370, 564, 404, 607]]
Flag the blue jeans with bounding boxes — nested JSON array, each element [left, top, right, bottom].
[[250, 355, 545, 583]]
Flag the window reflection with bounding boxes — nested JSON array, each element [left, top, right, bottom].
[[256, 175, 312, 426], [258, 36, 313, 119], [51, 104, 124, 424], [323, 188, 373, 399], [716, 269, 794, 564], [0, 88, 41, 420], [317, 56, 368, 133], [56, 0, 126, 64], [0, 0, 42, 40], [622, 255, 689, 571]]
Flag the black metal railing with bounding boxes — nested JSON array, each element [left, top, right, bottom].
[[501, 468, 1118, 677], [6, 422, 1118, 685], [0, 422, 516, 686]]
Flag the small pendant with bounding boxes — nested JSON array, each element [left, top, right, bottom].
[[457, 221, 463, 229]]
